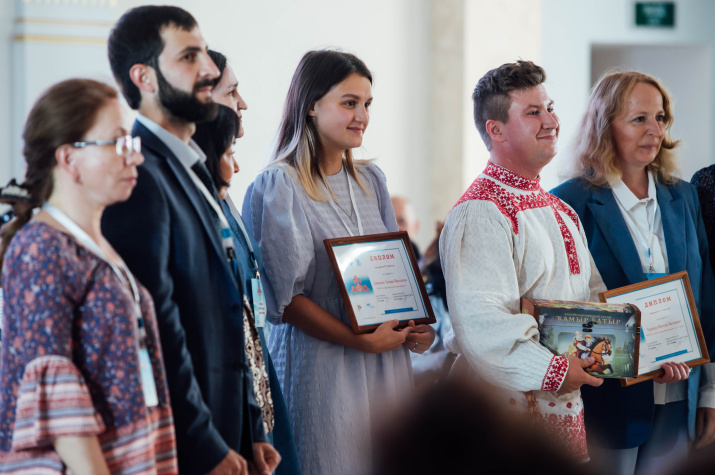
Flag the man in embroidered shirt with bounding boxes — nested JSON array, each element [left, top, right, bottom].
[[440, 60, 605, 461]]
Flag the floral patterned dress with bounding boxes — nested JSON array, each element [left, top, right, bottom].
[[0, 221, 178, 474]]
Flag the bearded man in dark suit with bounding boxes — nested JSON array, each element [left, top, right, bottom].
[[103, 6, 280, 475]]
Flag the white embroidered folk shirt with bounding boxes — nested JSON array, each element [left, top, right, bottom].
[[441, 162, 606, 461]]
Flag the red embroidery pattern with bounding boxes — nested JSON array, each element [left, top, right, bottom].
[[482, 161, 540, 191], [540, 409, 588, 460], [541, 355, 568, 392], [455, 166, 582, 274]]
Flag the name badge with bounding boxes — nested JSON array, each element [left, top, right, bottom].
[[251, 278, 267, 328], [138, 348, 159, 407], [646, 272, 667, 280]]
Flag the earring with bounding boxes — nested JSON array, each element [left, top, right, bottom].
[[74, 173, 82, 185]]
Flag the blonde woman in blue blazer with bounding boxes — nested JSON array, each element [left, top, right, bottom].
[[552, 71, 715, 475]]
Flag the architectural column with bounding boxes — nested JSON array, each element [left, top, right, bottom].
[[430, 0, 465, 228], [8, 0, 118, 181]]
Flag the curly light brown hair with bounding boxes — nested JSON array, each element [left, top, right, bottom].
[[572, 70, 679, 186]]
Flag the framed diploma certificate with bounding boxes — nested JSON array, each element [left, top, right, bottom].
[[599, 271, 710, 386], [324, 232, 436, 333]]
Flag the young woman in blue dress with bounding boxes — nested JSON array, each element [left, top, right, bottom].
[[242, 50, 435, 475]]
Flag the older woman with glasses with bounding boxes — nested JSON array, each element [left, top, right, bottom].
[[0, 78, 177, 474]]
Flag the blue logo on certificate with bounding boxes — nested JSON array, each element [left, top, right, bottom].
[[346, 275, 374, 295]]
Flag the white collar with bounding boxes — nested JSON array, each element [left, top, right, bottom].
[[136, 115, 206, 171], [609, 170, 657, 211]]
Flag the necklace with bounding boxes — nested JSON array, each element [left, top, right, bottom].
[[332, 168, 356, 225], [334, 200, 355, 225]]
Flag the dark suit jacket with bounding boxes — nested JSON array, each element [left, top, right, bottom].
[[551, 176, 715, 449], [102, 121, 266, 474]]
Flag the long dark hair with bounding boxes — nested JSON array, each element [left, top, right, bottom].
[[0, 78, 118, 268], [208, 49, 228, 79], [192, 104, 240, 190], [270, 50, 373, 201]]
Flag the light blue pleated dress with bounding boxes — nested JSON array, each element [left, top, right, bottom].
[[243, 162, 412, 475]]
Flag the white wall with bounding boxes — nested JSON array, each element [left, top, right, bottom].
[[120, 0, 433, 245], [541, 0, 715, 190], [4, 0, 715, 246], [0, 1, 16, 187], [591, 44, 711, 182], [462, 0, 542, 190], [1, 0, 433, 246], [7, 0, 116, 181]]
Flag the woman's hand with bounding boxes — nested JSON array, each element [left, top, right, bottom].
[[283, 296, 415, 354], [359, 320, 412, 353], [404, 320, 436, 354], [654, 361, 690, 384]]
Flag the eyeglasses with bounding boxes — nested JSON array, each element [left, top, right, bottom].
[[72, 135, 141, 157]]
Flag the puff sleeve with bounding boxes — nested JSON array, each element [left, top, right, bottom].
[[2, 232, 105, 450], [243, 166, 316, 324]]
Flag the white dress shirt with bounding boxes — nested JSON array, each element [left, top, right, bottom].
[[136, 114, 206, 171], [610, 172, 713, 406]]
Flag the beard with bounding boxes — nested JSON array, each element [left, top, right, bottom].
[[156, 66, 218, 124]]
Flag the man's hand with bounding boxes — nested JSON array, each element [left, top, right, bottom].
[[208, 449, 248, 475], [250, 442, 281, 475], [695, 407, 715, 449], [557, 356, 603, 395]]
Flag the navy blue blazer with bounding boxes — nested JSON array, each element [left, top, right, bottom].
[[552, 176, 715, 449], [102, 121, 266, 474]]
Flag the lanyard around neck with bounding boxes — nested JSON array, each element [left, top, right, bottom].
[[613, 191, 659, 273], [225, 196, 260, 279], [186, 163, 236, 261], [326, 168, 363, 237], [42, 203, 147, 346]]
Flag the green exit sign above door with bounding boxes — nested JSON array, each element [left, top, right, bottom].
[[635, 2, 675, 27]]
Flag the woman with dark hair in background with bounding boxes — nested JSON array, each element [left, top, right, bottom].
[[0, 78, 177, 474], [209, 50, 248, 139], [242, 50, 435, 474], [692, 167, 715, 274], [552, 71, 715, 475], [193, 97, 299, 474], [192, 103, 240, 201]]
